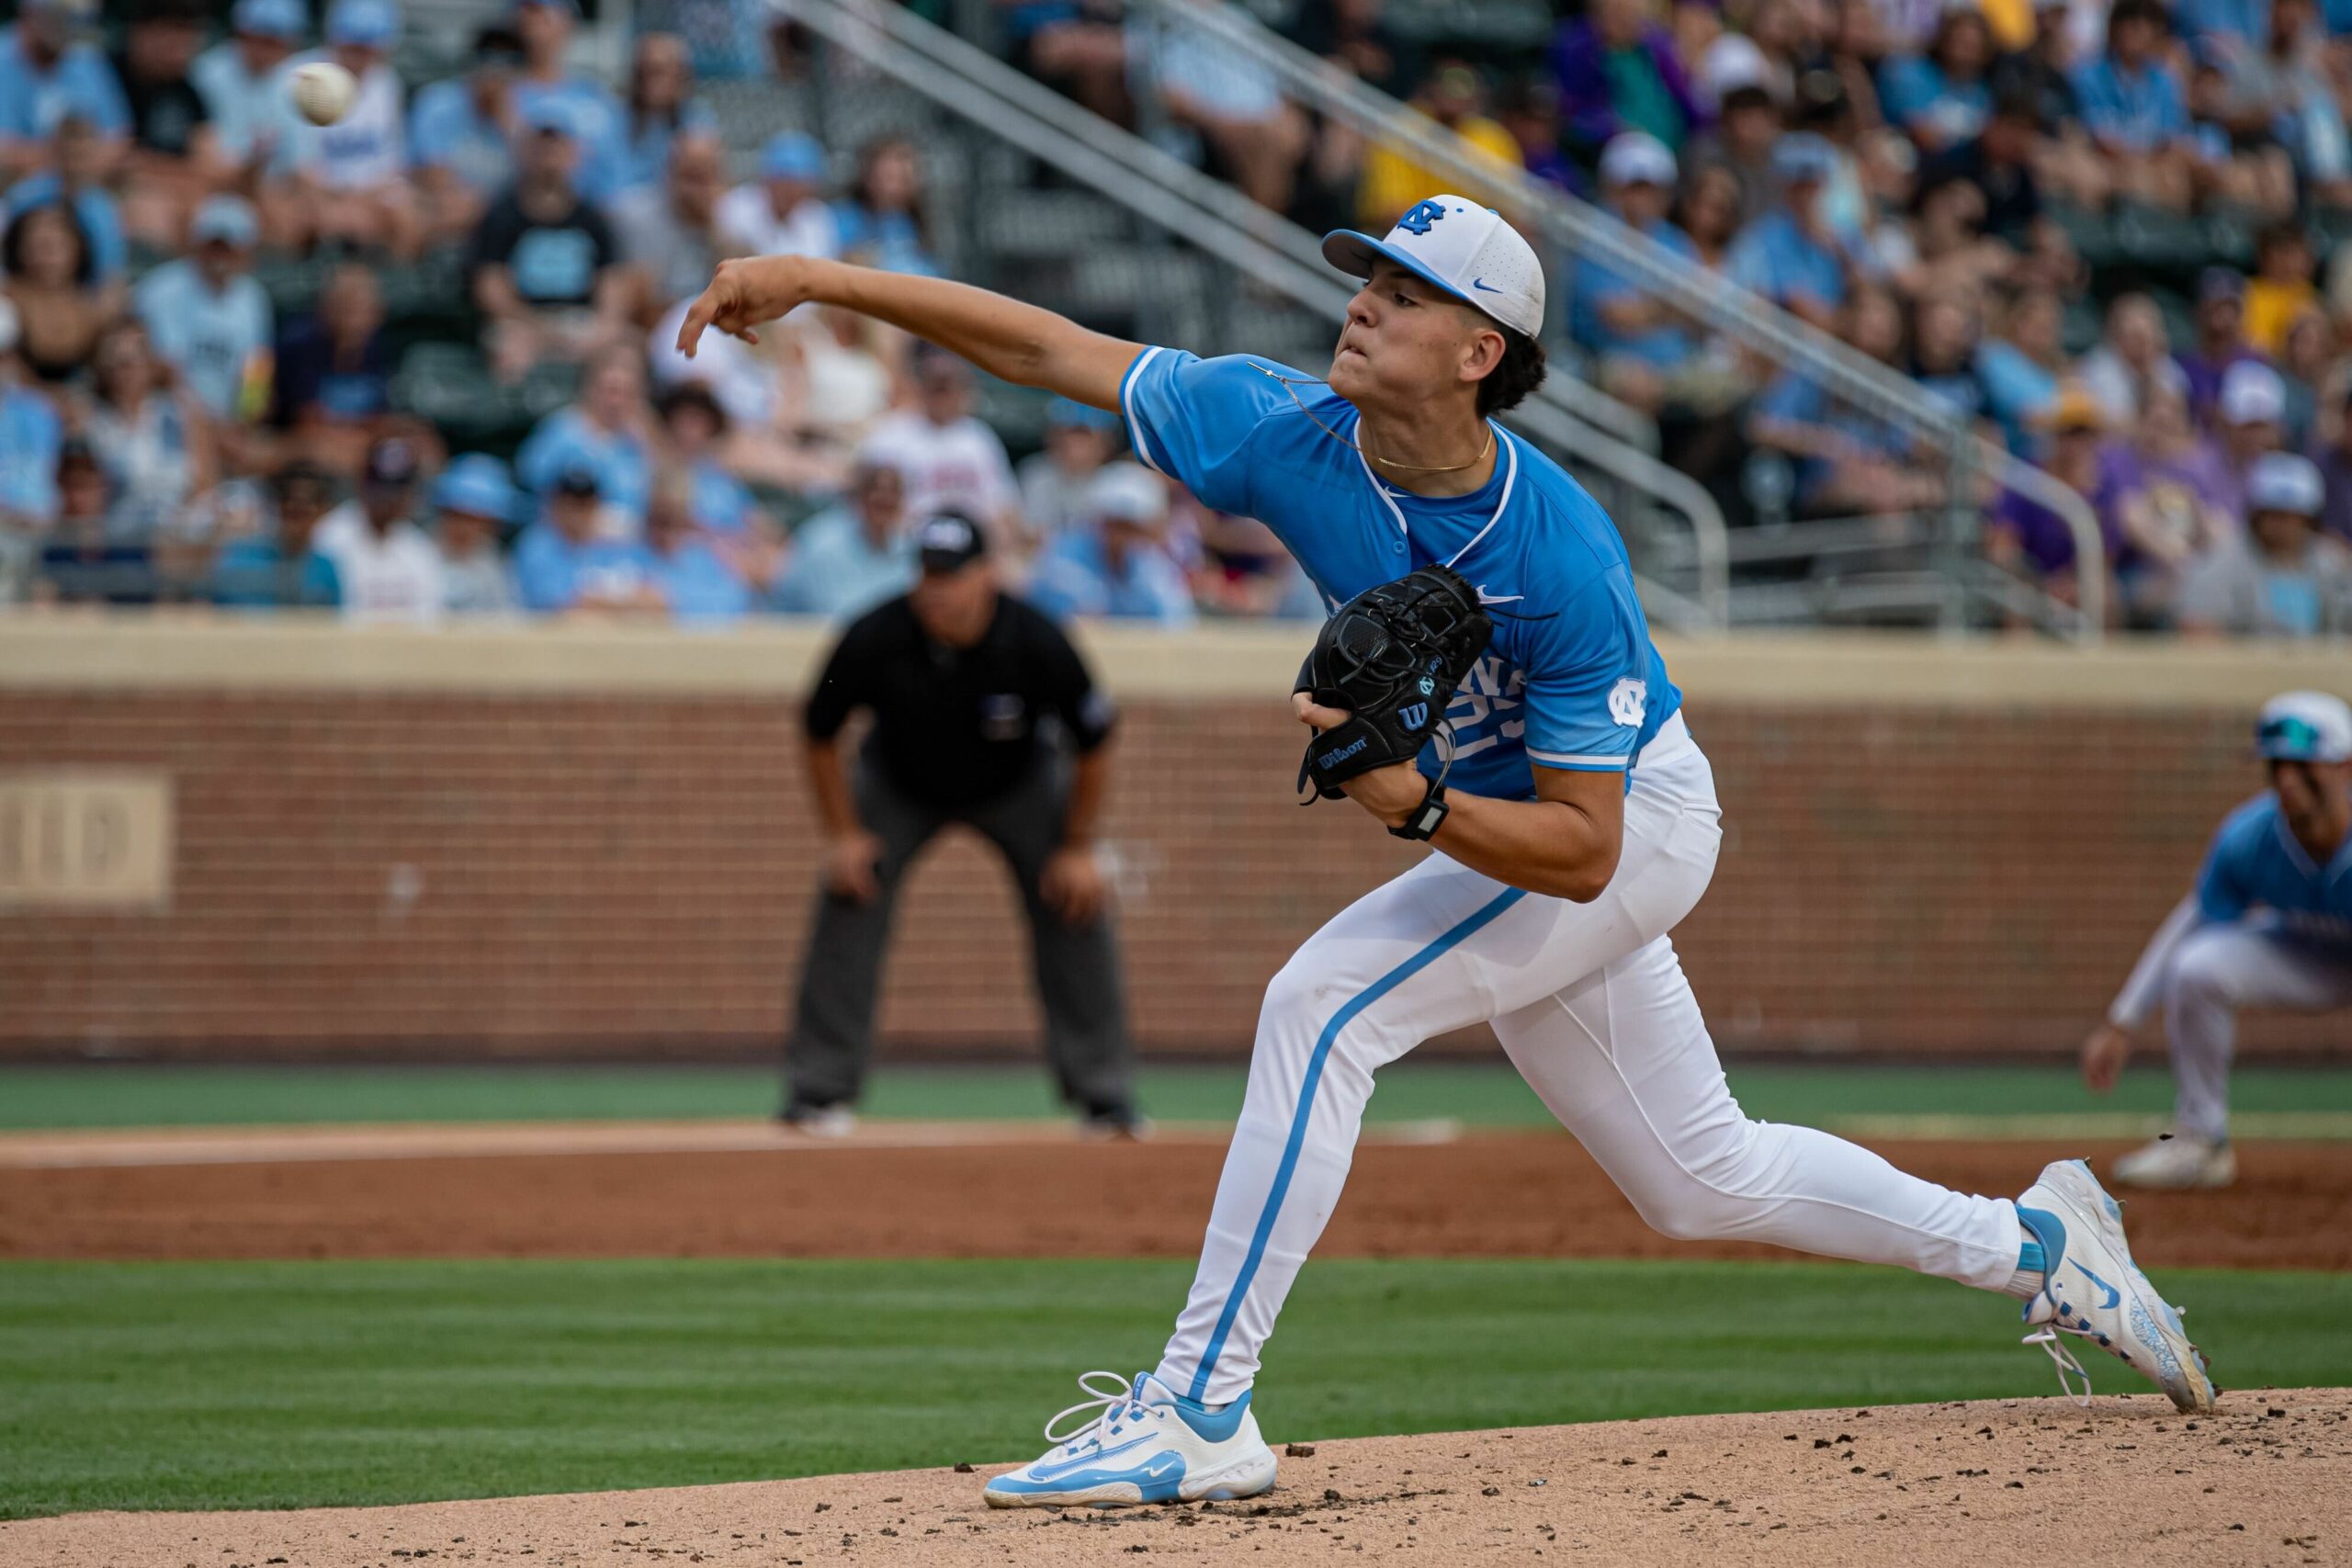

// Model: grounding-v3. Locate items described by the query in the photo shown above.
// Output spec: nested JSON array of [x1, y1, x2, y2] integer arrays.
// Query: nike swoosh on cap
[[1471, 278, 1503, 293]]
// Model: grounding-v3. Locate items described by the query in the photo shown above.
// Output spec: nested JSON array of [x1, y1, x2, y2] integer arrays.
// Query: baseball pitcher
[[678, 195, 2215, 1510]]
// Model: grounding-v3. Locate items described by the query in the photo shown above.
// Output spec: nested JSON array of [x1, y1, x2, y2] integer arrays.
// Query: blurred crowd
[[6, 0, 2352, 635], [0, 0, 1317, 626], [1025, 0, 2352, 633]]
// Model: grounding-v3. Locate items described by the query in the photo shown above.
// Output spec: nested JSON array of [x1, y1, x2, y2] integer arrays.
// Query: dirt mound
[[6, 1391, 2344, 1565], [6, 1130, 2350, 1270]]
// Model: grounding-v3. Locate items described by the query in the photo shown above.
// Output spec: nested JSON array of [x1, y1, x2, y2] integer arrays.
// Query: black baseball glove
[[1295, 564, 1493, 801]]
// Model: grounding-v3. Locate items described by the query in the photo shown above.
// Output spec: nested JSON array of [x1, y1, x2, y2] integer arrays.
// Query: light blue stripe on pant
[[1185, 886, 1527, 1402]]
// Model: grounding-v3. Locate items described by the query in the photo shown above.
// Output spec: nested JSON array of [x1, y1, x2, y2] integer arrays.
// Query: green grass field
[[8, 1060, 2352, 1132], [6, 1257, 2349, 1520], [6, 1061, 2348, 1524]]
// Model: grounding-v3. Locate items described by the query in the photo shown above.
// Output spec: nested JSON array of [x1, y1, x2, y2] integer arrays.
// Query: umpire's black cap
[[916, 513, 988, 574]]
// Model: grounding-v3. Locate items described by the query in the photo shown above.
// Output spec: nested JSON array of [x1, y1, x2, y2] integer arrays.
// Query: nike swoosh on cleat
[[2074, 1262, 2122, 1311], [1029, 1434, 1160, 1481]]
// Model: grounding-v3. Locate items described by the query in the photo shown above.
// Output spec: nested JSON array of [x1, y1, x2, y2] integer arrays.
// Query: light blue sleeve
[[514, 414, 572, 494], [408, 81, 465, 169], [1140, 554, 1199, 627], [512, 525, 572, 612], [1725, 224, 1778, 299], [131, 267, 186, 359], [72, 50, 132, 138], [1517, 566, 1654, 772], [1119, 346, 1305, 517], [2152, 67, 2191, 139], [2193, 808, 2260, 923], [1877, 56, 1942, 129], [2069, 62, 2117, 132]]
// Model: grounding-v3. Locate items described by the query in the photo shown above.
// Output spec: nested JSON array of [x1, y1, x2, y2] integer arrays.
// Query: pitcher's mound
[[8, 1391, 2345, 1565]]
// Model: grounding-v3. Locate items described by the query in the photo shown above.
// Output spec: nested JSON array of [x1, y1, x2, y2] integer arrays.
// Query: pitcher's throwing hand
[[675, 256, 816, 355]]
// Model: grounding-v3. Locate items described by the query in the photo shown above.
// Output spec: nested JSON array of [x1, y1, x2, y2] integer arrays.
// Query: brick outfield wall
[[1, 688, 2340, 1058]]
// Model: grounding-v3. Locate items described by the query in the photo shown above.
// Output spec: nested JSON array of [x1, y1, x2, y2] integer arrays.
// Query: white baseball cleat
[[2015, 1158, 2216, 1413], [983, 1371, 1279, 1508], [2112, 1133, 2236, 1190]]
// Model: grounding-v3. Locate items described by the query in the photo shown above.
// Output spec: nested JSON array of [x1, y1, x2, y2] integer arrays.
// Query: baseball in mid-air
[[289, 61, 358, 127]]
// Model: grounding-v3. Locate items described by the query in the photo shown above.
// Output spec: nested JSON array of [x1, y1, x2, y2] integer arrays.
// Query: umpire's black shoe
[[776, 1100, 858, 1138], [1078, 1103, 1152, 1142]]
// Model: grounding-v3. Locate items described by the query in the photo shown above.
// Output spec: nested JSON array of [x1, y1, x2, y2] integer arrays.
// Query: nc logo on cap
[[1396, 199, 1449, 236]]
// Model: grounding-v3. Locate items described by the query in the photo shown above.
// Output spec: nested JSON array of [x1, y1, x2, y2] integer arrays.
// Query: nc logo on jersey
[[1399, 702, 1430, 731], [1607, 677, 1647, 728], [1396, 198, 1448, 235]]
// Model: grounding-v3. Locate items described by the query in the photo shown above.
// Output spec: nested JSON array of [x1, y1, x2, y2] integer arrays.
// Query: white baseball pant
[[2165, 922, 2352, 1141], [1156, 713, 2029, 1405]]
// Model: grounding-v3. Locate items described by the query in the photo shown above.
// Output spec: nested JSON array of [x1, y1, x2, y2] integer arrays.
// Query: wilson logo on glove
[[1294, 564, 1495, 803]]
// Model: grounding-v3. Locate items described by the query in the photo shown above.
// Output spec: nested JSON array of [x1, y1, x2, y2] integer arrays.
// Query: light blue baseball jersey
[[133, 260, 273, 422], [1119, 346, 1682, 803], [2195, 793, 2352, 947]]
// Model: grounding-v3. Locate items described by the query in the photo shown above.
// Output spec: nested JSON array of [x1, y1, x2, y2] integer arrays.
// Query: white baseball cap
[[1600, 131, 1677, 189], [2246, 450, 2324, 517], [1700, 34, 1774, 107], [1323, 197, 1545, 339], [1084, 461, 1168, 527], [2256, 691, 2352, 762], [2219, 359, 2286, 426]]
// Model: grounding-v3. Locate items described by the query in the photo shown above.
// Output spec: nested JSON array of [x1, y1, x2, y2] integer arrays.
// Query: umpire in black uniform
[[782, 513, 1141, 1133]]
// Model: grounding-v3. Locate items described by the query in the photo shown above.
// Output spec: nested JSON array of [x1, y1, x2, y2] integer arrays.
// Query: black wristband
[[1387, 779, 1449, 840]]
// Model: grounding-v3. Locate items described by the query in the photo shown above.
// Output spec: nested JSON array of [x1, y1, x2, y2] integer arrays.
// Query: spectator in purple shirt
[[2177, 268, 2268, 429], [2107, 380, 2240, 626], [1550, 0, 1705, 160], [2312, 381, 2352, 548], [1985, 384, 2120, 612]]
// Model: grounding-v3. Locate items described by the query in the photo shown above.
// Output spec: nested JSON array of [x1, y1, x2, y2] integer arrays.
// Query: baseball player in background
[[678, 195, 2215, 1510], [2083, 691, 2352, 1189]]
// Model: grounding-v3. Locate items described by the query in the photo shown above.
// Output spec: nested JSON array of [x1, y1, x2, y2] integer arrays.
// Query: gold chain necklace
[[1247, 361, 1495, 476]]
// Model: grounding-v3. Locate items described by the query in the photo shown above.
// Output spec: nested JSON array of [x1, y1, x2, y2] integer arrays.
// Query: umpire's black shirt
[[805, 592, 1116, 811]]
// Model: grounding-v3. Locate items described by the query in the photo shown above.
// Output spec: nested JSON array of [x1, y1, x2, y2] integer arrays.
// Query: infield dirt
[[6, 1390, 2346, 1566], [5, 1126, 2349, 1269]]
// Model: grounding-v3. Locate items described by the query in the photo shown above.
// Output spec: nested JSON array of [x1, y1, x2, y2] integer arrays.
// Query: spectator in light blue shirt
[[515, 349, 656, 533], [832, 135, 941, 277], [1725, 134, 1860, 332], [2071, 0, 2197, 209], [772, 455, 917, 618], [0, 0, 130, 179], [192, 0, 305, 166], [1877, 6, 1996, 153], [509, 0, 630, 206], [0, 299, 62, 536], [433, 454, 519, 615], [1025, 463, 1197, 628], [408, 23, 526, 245], [1572, 132, 1699, 416], [134, 197, 272, 424], [643, 469, 750, 623], [514, 464, 663, 613], [616, 33, 718, 197], [6, 112, 127, 283]]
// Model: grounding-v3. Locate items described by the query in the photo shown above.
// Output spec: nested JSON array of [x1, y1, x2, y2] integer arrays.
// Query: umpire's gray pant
[[2165, 923, 2352, 1140], [785, 754, 1136, 1113]]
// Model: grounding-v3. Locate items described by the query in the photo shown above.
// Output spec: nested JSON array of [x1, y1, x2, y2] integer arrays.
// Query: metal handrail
[[788, 0, 1732, 628], [1127, 0, 2106, 642]]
